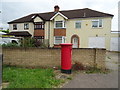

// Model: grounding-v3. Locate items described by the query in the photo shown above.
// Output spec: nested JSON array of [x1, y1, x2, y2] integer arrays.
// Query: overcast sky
[[0, 0, 119, 31]]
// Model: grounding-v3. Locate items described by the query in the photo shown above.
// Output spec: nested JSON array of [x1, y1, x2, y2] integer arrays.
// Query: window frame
[[24, 23, 29, 30], [54, 36, 65, 44], [13, 24, 17, 30], [54, 21, 66, 29], [34, 22, 44, 30], [92, 19, 103, 28], [75, 21, 81, 29]]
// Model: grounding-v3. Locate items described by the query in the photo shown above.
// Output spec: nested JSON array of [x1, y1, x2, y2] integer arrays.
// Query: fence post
[[94, 48, 97, 68]]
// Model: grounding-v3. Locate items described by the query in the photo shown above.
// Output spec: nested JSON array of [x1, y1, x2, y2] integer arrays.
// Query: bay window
[[54, 36, 65, 44]]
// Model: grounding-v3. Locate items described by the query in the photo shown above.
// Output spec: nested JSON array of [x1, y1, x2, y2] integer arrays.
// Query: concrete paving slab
[[105, 52, 119, 70], [62, 71, 118, 88]]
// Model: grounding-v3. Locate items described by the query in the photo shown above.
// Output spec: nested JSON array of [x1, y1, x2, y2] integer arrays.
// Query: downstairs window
[[54, 36, 65, 44]]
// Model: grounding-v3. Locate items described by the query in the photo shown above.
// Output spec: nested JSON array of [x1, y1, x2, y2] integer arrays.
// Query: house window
[[34, 36, 44, 44], [34, 22, 44, 30], [24, 23, 29, 29], [54, 36, 65, 44], [13, 24, 17, 30], [75, 21, 81, 28], [92, 19, 103, 28], [55, 21, 65, 28]]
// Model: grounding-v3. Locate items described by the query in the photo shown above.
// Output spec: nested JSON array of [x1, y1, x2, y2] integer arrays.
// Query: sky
[[0, 0, 119, 31]]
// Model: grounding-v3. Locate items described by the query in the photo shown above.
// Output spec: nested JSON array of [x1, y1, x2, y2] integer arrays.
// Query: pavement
[[62, 71, 118, 88], [105, 52, 119, 71], [62, 52, 119, 88]]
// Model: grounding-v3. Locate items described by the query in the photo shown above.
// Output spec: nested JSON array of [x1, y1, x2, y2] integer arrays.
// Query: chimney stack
[[54, 5, 60, 12]]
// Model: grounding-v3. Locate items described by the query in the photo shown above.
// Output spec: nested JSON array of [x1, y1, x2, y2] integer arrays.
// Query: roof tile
[[8, 8, 114, 24]]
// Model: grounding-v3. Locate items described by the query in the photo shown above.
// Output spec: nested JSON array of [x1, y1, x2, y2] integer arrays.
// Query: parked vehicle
[[0, 37, 20, 45]]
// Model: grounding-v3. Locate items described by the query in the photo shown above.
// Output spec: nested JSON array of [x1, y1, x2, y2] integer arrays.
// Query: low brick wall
[[2, 48, 106, 68]]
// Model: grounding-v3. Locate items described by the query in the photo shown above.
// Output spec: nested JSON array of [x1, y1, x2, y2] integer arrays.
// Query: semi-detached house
[[8, 6, 116, 50]]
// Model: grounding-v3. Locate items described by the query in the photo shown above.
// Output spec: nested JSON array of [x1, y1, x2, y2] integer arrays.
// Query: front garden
[[2, 63, 110, 88], [3, 65, 63, 88]]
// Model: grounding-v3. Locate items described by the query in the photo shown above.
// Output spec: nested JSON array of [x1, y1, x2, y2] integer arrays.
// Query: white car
[[0, 37, 20, 45]]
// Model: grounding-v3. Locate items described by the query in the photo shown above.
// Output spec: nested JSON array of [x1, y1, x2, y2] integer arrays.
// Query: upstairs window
[[13, 24, 17, 30], [55, 21, 65, 28], [75, 21, 81, 29], [24, 23, 29, 29], [92, 19, 103, 28], [54, 36, 65, 44], [34, 22, 44, 30]]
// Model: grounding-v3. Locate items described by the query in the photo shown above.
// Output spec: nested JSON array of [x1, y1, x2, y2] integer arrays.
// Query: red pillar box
[[60, 43, 73, 74]]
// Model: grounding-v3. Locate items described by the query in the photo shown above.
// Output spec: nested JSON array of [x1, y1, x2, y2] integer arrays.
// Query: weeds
[[72, 61, 110, 74], [72, 61, 85, 70]]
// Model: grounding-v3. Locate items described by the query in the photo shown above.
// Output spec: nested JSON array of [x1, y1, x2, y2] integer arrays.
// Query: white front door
[[72, 37, 78, 48]]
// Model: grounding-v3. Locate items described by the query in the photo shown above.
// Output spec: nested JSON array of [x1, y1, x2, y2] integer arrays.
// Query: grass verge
[[3, 65, 62, 88]]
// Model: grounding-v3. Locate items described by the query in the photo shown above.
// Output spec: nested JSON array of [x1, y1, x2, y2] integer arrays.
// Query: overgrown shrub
[[1, 37, 48, 48], [20, 37, 48, 48], [20, 37, 35, 47], [34, 39, 48, 48], [34, 39, 41, 47]]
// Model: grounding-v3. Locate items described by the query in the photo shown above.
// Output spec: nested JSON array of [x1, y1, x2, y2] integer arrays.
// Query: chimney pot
[[54, 5, 60, 12]]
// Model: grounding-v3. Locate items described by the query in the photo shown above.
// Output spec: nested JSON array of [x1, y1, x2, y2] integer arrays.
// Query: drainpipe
[[48, 21, 50, 48]]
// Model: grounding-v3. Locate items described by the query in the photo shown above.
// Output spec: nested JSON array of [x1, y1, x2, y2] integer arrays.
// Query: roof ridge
[[60, 8, 88, 12], [33, 8, 89, 14], [37, 11, 54, 14], [85, 8, 114, 16]]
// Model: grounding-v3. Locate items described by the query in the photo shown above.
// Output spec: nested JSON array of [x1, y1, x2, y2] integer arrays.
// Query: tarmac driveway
[[62, 51, 119, 88]]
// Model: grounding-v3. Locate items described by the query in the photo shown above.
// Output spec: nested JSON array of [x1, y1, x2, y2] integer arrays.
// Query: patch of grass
[[3, 66, 62, 88]]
